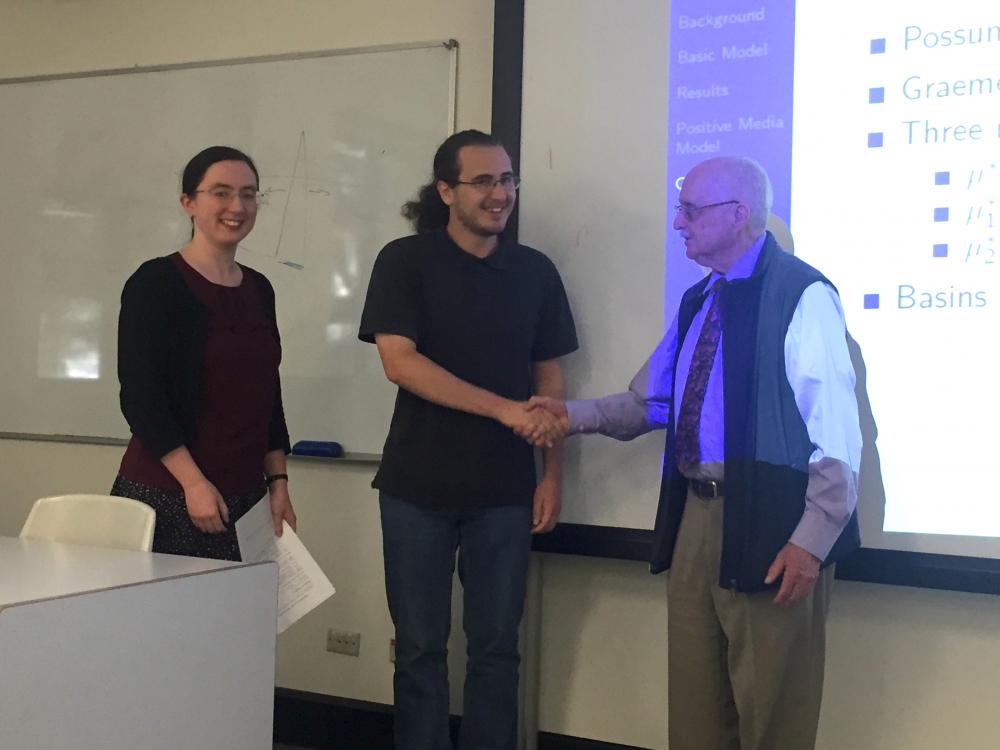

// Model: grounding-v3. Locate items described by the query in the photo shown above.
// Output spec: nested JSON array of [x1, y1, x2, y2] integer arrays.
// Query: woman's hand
[[268, 480, 297, 536], [263, 450, 295, 536], [183, 477, 229, 533]]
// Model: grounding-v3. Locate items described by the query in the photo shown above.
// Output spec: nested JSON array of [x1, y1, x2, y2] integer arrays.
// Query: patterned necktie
[[675, 279, 725, 473]]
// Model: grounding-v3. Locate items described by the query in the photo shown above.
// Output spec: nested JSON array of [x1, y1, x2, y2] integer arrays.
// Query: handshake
[[501, 396, 568, 448]]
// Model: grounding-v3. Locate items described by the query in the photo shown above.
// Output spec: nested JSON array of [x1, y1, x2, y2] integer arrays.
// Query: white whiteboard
[[520, 1, 673, 530], [0, 43, 456, 455]]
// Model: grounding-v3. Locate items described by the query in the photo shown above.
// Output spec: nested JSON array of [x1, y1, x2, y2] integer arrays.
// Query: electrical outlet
[[326, 629, 361, 656]]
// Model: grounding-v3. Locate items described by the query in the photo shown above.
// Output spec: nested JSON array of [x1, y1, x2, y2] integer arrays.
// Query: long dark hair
[[401, 130, 503, 233]]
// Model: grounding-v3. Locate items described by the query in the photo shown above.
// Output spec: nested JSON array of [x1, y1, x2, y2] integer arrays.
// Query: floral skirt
[[110, 475, 265, 561]]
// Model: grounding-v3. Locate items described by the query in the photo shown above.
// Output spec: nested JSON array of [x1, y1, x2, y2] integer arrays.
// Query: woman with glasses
[[112, 145, 296, 560]]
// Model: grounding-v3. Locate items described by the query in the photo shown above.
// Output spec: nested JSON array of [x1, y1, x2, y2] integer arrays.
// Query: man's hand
[[765, 542, 821, 605], [183, 477, 229, 534], [498, 400, 564, 447], [268, 481, 297, 537], [527, 396, 569, 431], [531, 476, 561, 534]]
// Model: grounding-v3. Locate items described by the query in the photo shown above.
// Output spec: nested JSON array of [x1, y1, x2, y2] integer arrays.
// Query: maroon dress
[[114, 253, 281, 560]]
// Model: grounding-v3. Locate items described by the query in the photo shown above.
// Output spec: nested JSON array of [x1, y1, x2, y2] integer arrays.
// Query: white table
[[0, 536, 278, 750]]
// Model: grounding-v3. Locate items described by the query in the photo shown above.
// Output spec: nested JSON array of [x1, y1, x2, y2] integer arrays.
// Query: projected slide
[[667, 2, 1000, 544]]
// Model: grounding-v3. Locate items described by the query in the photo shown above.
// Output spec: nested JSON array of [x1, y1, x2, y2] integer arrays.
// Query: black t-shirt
[[359, 228, 578, 509]]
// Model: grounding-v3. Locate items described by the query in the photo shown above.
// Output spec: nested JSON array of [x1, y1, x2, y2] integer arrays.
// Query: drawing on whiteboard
[[242, 131, 337, 271]]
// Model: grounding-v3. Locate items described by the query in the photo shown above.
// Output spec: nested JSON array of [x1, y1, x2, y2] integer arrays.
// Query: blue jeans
[[379, 492, 532, 750]]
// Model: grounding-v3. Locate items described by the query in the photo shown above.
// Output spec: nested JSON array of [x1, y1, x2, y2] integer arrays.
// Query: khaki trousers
[[666, 489, 832, 750]]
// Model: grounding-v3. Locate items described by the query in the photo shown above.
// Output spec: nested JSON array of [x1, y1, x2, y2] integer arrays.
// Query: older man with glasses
[[531, 156, 861, 750]]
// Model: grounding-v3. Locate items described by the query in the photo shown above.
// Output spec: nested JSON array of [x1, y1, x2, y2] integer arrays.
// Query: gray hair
[[713, 156, 773, 234]]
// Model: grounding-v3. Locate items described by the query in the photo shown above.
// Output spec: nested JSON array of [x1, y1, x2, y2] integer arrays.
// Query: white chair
[[20, 494, 156, 552]]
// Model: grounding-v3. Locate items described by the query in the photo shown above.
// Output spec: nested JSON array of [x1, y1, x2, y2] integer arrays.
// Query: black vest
[[650, 234, 860, 590]]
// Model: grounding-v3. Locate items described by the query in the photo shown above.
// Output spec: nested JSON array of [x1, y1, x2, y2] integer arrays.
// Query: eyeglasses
[[674, 200, 739, 221], [194, 188, 263, 205], [453, 174, 521, 193]]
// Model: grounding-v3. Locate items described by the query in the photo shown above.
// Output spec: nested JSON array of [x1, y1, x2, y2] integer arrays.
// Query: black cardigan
[[117, 255, 291, 460]]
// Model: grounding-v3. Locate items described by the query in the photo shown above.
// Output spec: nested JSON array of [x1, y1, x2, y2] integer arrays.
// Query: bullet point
[[869, 87, 885, 104], [934, 207, 949, 222], [870, 38, 886, 54], [933, 243, 948, 257], [864, 294, 880, 309], [868, 132, 884, 148], [935, 171, 950, 185]]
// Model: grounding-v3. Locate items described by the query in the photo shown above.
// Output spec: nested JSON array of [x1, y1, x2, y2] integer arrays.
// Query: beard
[[454, 201, 509, 237]]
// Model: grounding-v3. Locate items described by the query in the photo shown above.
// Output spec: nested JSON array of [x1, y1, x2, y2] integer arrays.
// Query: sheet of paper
[[235, 495, 335, 634]]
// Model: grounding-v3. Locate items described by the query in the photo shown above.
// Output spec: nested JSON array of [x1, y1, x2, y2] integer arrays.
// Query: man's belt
[[688, 477, 724, 499]]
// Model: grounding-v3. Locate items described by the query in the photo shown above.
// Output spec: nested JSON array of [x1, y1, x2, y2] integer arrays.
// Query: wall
[[3, 3, 1000, 749], [537, 554, 1000, 749]]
